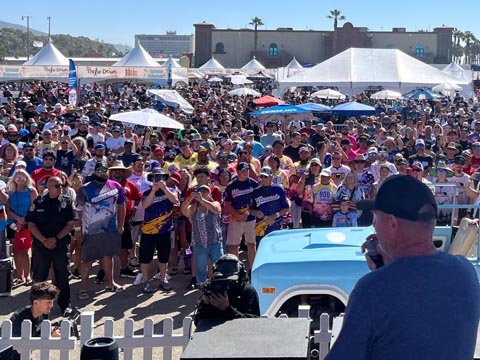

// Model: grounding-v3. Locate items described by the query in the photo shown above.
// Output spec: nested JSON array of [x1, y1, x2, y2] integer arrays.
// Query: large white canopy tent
[[161, 55, 182, 69], [23, 41, 69, 66], [112, 43, 160, 67], [241, 56, 266, 72], [199, 57, 225, 70], [278, 48, 469, 96]]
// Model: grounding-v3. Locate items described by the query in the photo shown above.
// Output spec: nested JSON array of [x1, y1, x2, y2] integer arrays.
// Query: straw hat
[[109, 160, 132, 178], [429, 160, 454, 178]]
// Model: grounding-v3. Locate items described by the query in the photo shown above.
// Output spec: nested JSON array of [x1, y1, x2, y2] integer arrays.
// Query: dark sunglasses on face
[[140, 152, 150, 156], [95, 167, 108, 174], [354, 160, 365, 164], [49, 183, 63, 189], [310, 163, 321, 167], [218, 157, 229, 161], [259, 175, 269, 179]]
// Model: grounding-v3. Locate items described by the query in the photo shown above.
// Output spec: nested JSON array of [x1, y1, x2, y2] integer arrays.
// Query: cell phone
[[330, 142, 336, 147], [366, 237, 384, 268], [475, 173, 480, 181]]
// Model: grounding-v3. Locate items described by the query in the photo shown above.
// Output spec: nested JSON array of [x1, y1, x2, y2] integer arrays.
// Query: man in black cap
[[326, 175, 480, 360], [119, 139, 138, 167], [9, 142, 43, 175]]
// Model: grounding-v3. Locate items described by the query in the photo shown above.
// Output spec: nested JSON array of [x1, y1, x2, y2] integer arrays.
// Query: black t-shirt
[[10, 306, 47, 359], [284, 145, 301, 163], [408, 153, 434, 170]]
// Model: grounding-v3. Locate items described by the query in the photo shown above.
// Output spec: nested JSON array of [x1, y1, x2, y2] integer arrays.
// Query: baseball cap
[[54, 103, 62, 109], [259, 166, 273, 177], [299, 146, 311, 153], [94, 160, 109, 170], [94, 144, 106, 150], [415, 139, 425, 147], [368, 147, 378, 154], [245, 130, 255, 136], [236, 162, 250, 171], [320, 168, 331, 177], [357, 175, 437, 222], [411, 161, 424, 171]]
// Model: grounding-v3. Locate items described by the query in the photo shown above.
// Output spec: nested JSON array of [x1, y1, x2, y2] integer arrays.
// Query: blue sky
[[2, 0, 479, 46]]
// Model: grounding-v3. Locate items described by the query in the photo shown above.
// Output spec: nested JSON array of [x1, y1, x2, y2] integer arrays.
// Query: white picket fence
[[0, 306, 338, 360]]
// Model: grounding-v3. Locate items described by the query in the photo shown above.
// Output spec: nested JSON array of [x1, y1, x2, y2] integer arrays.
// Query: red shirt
[[31, 168, 60, 188], [120, 179, 143, 221]]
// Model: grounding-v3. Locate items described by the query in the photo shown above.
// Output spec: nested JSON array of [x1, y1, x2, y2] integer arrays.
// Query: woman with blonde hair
[[6, 169, 38, 285]]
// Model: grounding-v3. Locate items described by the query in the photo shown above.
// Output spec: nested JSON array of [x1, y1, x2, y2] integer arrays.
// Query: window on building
[[269, 43, 278, 56], [415, 44, 425, 57], [215, 42, 225, 53]]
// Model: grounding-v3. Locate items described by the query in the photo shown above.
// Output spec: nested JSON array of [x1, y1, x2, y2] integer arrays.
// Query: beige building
[[194, 22, 453, 68]]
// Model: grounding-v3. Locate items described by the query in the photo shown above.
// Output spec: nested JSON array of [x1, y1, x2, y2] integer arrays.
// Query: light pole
[[47, 16, 51, 40], [22, 15, 31, 60]]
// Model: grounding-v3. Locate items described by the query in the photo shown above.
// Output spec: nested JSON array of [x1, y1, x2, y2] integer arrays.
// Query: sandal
[[170, 268, 178, 276], [25, 279, 33, 286], [106, 285, 125, 293], [12, 278, 25, 287], [78, 290, 90, 300]]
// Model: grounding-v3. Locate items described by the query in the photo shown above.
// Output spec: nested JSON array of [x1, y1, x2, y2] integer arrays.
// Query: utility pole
[[22, 15, 31, 59], [47, 16, 51, 40]]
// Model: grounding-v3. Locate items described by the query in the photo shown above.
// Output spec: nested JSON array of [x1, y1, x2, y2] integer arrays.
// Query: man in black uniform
[[26, 176, 75, 315], [194, 254, 260, 330]]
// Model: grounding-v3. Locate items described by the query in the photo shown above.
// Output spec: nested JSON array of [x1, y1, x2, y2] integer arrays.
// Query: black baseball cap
[[357, 175, 437, 222]]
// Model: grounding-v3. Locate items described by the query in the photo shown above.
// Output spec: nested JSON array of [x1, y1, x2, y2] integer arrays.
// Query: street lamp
[[22, 16, 31, 60], [47, 16, 52, 40]]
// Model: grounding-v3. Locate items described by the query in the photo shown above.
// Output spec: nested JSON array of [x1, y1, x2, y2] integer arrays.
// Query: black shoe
[[187, 277, 198, 290], [70, 269, 81, 279], [63, 305, 79, 319], [120, 268, 137, 279], [94, 269, 105, 284]]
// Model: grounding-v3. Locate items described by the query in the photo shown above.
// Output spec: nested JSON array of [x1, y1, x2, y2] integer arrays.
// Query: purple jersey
[[224, 178, 258, 222], [141, 187, 177, 234]]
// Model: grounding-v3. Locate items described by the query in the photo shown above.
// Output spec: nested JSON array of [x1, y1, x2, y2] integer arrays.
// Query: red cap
[[153, 147, 164, 155]]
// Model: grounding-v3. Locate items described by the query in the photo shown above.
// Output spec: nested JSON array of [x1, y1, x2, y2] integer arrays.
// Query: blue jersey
[[224, 178, 258, 222], [250, 185, 289, 236], [142, 187, 177, 234], [332, 211, 358, 227]]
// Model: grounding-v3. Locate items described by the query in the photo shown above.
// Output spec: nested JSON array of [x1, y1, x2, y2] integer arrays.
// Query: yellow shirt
[[174, 152, 198, 169]]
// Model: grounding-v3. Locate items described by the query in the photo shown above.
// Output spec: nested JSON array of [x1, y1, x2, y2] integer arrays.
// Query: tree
[[327, 9, 346, 31], [249, 17, 264, 52]]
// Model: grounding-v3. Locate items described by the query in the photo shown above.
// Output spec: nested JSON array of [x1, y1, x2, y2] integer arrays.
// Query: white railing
[[0, 306, 337, 360]]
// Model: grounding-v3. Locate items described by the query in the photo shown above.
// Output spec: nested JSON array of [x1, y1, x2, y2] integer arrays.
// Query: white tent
[[278, 48, 469, 95], [161, 55, 182, 68], [286, 57, 303, 69], [241, 56, 266, 71], [199, 57, 225, 70], [442, 62, 470, 83], [112, 43, 160, 67], [23, 41, 69, 66]]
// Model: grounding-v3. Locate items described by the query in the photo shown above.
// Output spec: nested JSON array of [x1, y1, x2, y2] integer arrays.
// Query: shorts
[[81, 233, 121, 263], [120, 222, 133, 250], [139, 232, 171, 264], [226, 220, 256, 246]]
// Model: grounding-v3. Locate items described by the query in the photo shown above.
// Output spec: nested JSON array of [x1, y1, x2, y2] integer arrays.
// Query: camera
[[204, 277, 230, 294]]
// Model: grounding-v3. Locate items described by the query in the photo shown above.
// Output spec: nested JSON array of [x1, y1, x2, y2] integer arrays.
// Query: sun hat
[[429, 160, 454, 178]]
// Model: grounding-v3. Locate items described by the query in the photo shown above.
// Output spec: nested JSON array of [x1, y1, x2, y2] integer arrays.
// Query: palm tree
[[463, 31, 477, 64], [249, 17, 264, 51], [327, 9, 346, 31]]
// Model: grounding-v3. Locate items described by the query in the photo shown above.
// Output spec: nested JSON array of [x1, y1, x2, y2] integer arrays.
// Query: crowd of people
[[0, 79, 480, 311]]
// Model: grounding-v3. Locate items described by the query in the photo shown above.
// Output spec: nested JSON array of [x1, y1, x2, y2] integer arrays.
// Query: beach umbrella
[[297, 102, 331, 113], [250, 104, 310, 117], [253, 95, 285, 107], [405, 89, 442, 100], [370, 89, 402, 100], [146, 89, 194, 114], [109, 109, 184, 129], [432, 82, 463, 98], [311, 88, 346, 100], [228, 88, 262, 97], [208, 77, 223, 82], [331, 102, 376, 117]]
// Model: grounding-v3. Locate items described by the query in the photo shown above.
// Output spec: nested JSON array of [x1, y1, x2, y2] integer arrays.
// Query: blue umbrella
[[331, 102, 376, 117], [250, 103, 310, 116], [297, 102, 331, 113], [405, 88, 442, 100]]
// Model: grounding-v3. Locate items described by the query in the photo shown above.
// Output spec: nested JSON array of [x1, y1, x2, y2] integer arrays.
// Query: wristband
[[275, 212, 280, 218]]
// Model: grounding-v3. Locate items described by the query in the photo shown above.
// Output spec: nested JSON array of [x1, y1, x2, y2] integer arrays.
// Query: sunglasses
[[474, 146, 480, 151], [95, 167, 108, 174], [379, 151, 387, 155], [354, 160, 366, 164], [310, 163, 321, 167], [332, 157, 341, 161], [49, 184, 63, 189], [259, 175, 269, 179], [140, 152, 150, 156], [23, 148, 34, 152], [61, 141, 68, 145], [218, 157, 230, 161], [72, 180, 82, 185], [437, 169, 448, 173]]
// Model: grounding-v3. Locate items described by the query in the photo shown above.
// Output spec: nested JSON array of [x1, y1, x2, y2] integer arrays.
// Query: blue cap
[[94, 144, 106, 150]]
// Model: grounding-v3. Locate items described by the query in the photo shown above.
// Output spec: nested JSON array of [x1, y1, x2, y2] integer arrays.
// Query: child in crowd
[[332, 196, 358, 227]]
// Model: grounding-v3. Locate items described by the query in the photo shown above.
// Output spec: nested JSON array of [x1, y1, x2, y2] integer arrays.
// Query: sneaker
[[94, 269, 105, 284], [134, 273, 143, 286], [129, 257, 140, 268], [120, 268, 137, 279], [154, 272, 171, 281], [142, 280, 156, 293], [187, 277, 198, 290], [70, 269, 81, 279], [63, 306, 79, 319], [158, 279, 172, 291]]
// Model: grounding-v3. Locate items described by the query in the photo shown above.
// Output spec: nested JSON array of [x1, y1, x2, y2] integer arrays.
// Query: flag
[[32, 40, 43, 48], [68, 59, 78, 105], [167, 63, 172, 88]]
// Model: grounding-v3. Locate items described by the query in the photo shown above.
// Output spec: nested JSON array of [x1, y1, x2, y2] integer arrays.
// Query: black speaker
[[80, 337, 118, 360], [181, 318, 310, 360]]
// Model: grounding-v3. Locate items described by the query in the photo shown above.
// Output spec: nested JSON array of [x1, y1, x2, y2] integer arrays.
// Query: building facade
[[194, 22, 453, 68], [135, 31, 194, 59]]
